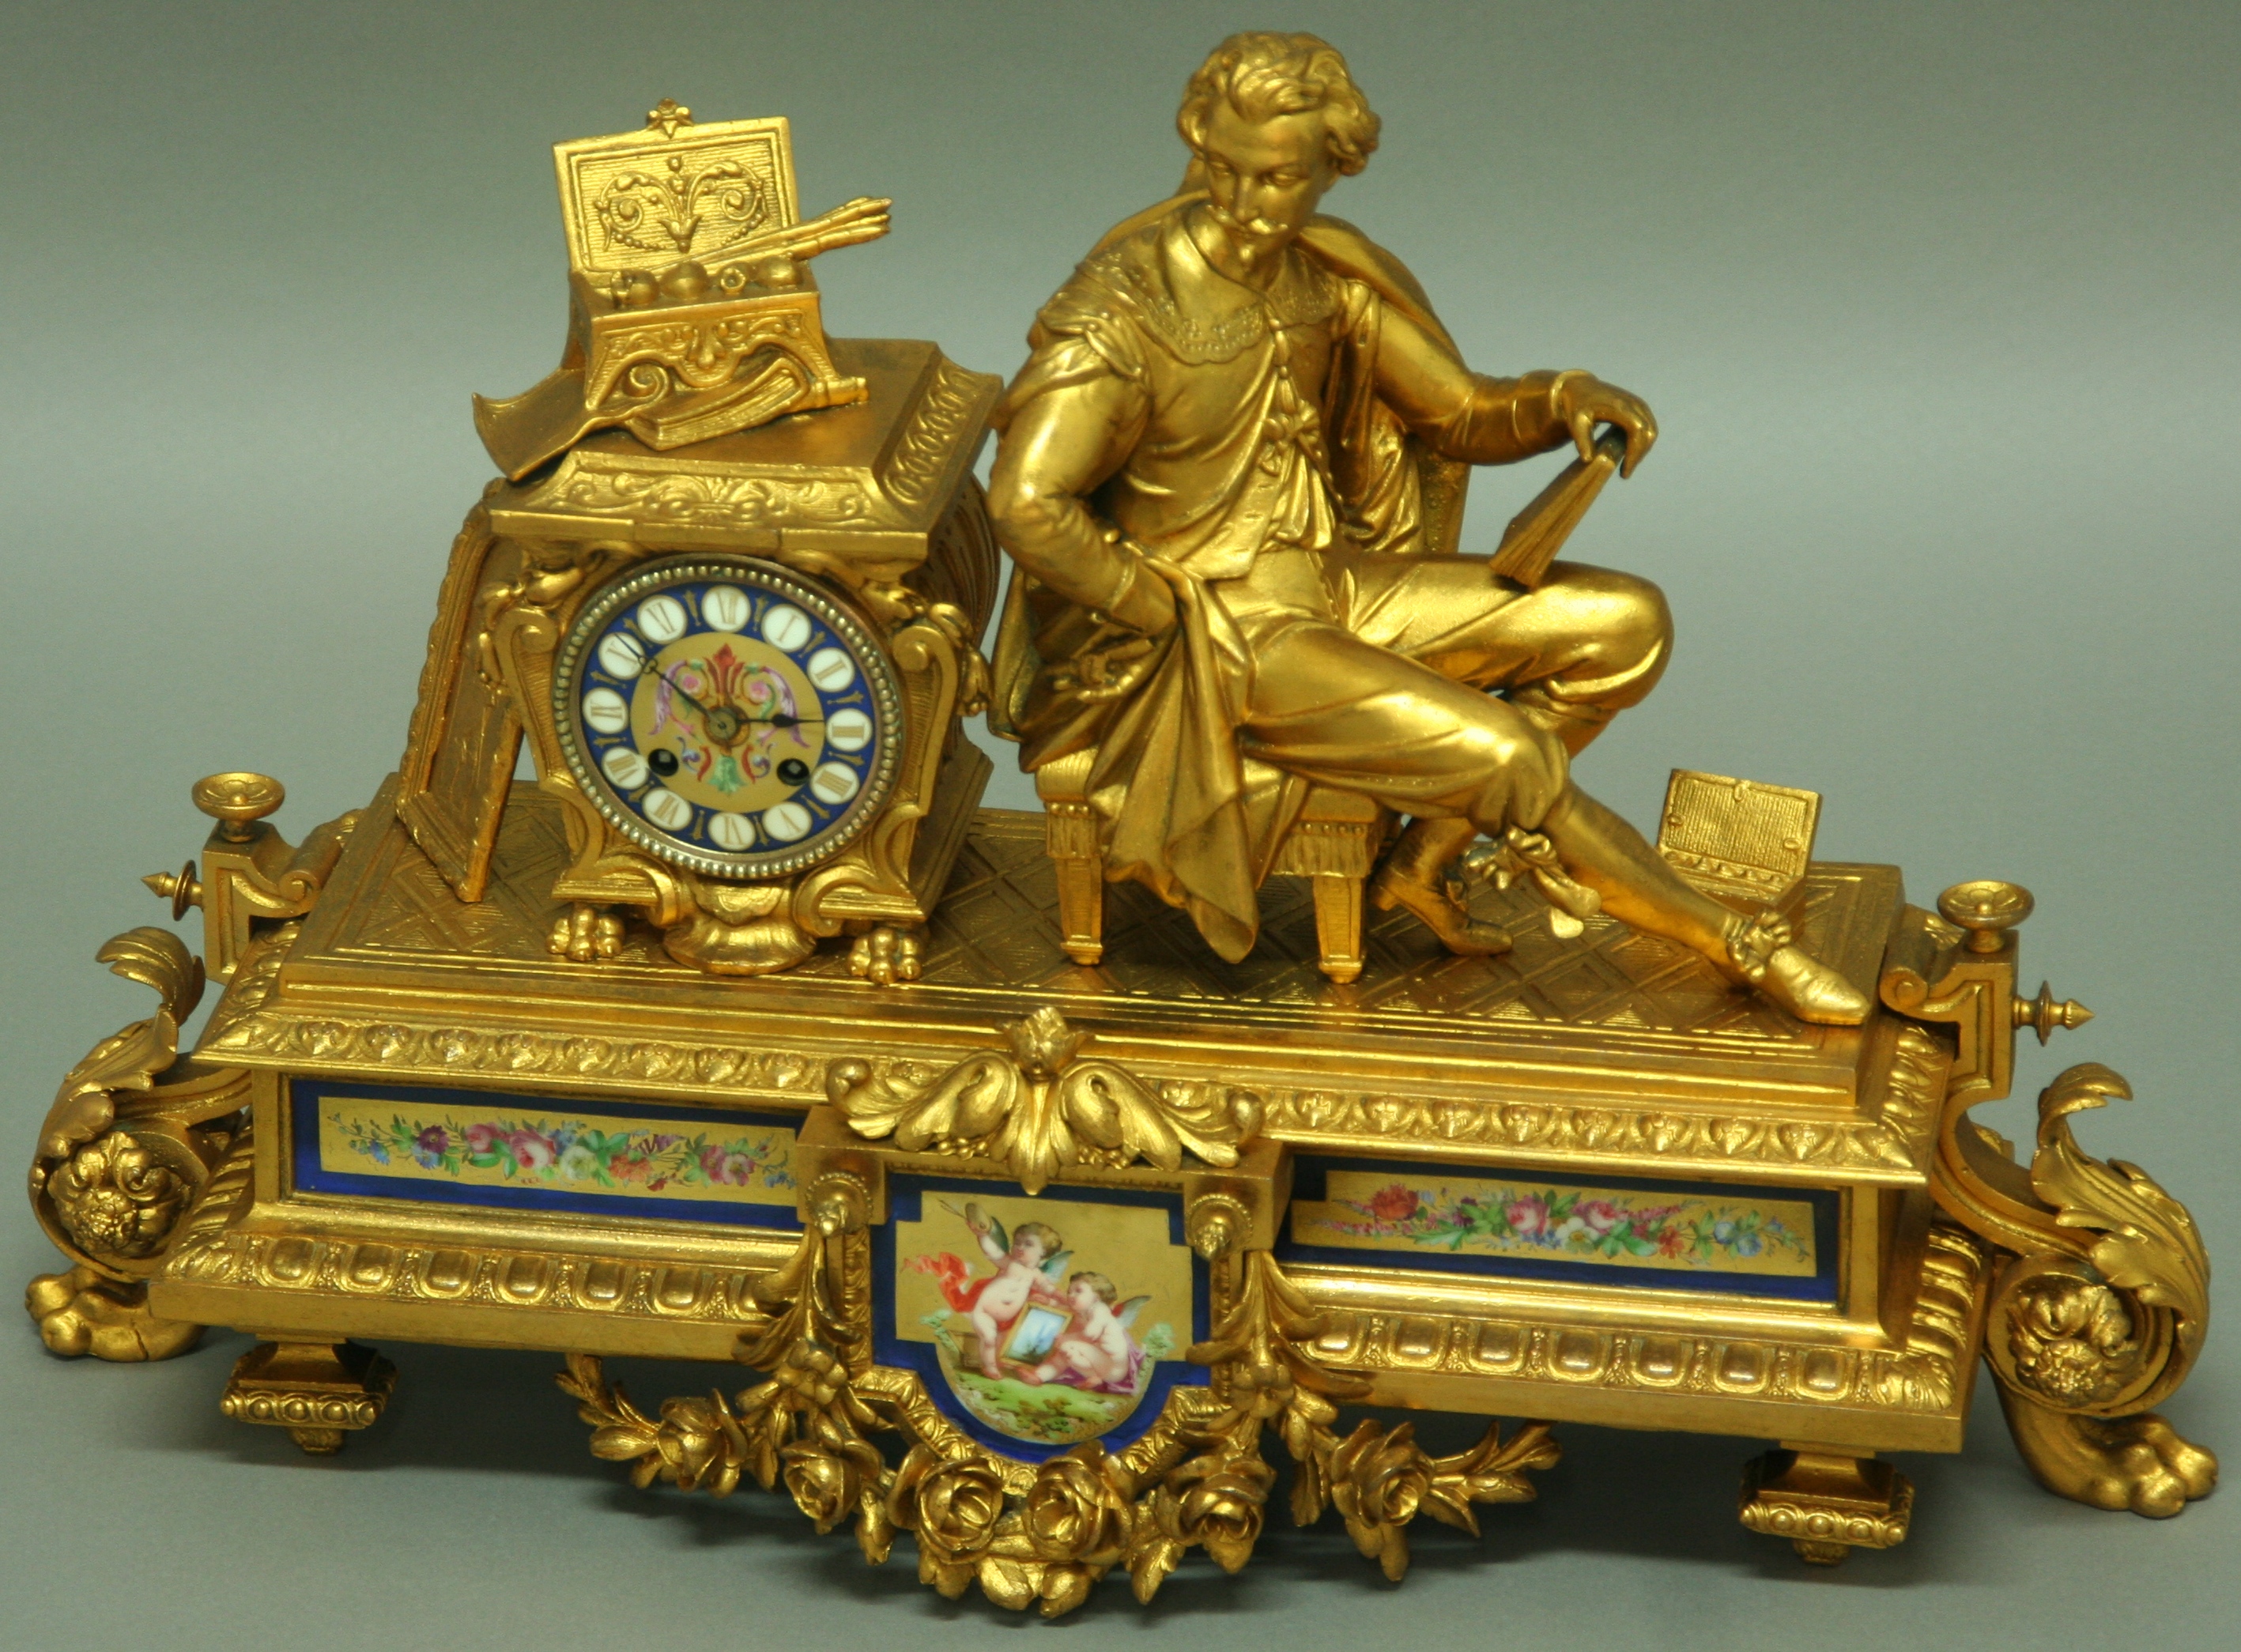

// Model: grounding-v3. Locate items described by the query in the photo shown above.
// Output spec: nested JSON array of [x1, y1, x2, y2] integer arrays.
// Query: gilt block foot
[[1738, 1446, 1913, 1565], [221, 1339, 395, 1454]]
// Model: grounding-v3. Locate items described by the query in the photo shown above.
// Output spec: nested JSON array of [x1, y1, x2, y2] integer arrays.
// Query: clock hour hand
[[642, 659, 745, 745]]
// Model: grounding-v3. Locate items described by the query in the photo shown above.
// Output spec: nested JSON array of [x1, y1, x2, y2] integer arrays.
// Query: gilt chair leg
[[1045, 800, 1107, 967], [1311, 872, 1366, 984], [1053, 855, 1106, 967]]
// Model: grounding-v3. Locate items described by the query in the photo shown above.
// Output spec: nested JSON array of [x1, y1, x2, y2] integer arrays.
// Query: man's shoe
[[1749, 945, 1871, 1026], [1371, 868, 1513, 956], [1722, 911, 1869, 1026]]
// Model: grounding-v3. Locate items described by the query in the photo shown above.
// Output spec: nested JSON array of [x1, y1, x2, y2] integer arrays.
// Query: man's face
[[1198, 100, 1334, 255]]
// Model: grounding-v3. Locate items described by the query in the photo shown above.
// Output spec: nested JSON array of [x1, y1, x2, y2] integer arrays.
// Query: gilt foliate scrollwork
[[594, 158, 768, 261], [1142, 1250, 1558, 1589], [31, 929, 248, 1272], [560, 1009, 1545, 1613], [1985, 1063, 2208, 1418], [560, 1236, 1556, 1616], [2022, 1063, 2208, 1405], [557, 1213, 898, 1559], [828, 1006, 1260, 1194], [26, 927, 248, 1360], [36, 928, 204, 1162], [1974, 1062, 2217, 1514], [44, 1133, 190, 1262]]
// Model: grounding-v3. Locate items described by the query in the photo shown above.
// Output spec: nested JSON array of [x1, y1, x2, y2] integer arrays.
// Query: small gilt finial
[[2014, 980, 2093, 1044], [646, 98, 692, 138], [1937, 879, 2035, 953], [191, 772, 285, 843], [143, 861, 202, 920]]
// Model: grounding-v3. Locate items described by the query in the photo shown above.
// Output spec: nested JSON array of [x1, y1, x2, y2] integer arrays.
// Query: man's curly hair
[[1176, 32, 1381, 176]]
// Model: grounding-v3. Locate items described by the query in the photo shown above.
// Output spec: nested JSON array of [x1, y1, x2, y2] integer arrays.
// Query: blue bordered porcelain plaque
[[873, 1175, 1210, 1462]]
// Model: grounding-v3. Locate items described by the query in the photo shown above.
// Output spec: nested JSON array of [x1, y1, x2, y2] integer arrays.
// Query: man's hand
[[1104, 551, 1179, 637], [1557, 374, 1658, 477]]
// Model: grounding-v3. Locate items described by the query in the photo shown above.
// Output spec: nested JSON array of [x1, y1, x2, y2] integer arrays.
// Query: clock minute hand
[[641, 658, 713, 716]]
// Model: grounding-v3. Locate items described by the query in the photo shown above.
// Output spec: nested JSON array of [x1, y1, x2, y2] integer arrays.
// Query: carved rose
[[579, 1382, 741, 1496], [888, 1447, 1008, 1578], [2009, 1277, 2136, 1405], [47, 1131, 188, 1262], [781, 1439, 868, 1534], [1021, 1443, 1134, 1568], [1154, 1452, 1274, 1573], [655, 1394, 740, 1495], [1330, 1420, 1433, 1581]]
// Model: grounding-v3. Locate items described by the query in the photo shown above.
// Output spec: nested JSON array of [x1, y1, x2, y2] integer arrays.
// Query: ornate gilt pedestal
[[27, 773, 2213, 1610]]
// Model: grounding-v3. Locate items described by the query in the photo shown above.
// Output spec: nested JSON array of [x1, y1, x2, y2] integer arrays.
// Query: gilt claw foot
[[1995, 1386, 2217, 1516], [25, 1264, 204, 1361], [548, 903, 624, 963]]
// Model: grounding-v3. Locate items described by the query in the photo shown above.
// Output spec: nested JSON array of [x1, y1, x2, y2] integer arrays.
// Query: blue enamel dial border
[[553, 556, 904, 879]]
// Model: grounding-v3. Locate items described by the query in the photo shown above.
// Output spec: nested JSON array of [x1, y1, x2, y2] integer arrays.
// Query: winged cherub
[[1021, 1270, 1152, 1394], [910, 1202, 1070, 1379]]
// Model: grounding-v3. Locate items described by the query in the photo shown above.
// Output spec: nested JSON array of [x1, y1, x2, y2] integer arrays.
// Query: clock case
[[22, 100, 2214, 1614], [395, 336, 1002, 975]]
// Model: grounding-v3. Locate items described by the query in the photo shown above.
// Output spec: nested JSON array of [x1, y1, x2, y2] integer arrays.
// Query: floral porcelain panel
[[1280, 1156, 1838, 1302], [291, 1079, 800, 1228]]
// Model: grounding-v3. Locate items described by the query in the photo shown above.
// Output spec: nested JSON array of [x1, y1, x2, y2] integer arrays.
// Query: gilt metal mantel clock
[[21, 55, 2218, 1624], [394, 103, 1001, 980]]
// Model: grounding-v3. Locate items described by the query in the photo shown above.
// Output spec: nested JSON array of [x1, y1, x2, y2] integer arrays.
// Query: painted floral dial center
[[554, 556, 901, 878]]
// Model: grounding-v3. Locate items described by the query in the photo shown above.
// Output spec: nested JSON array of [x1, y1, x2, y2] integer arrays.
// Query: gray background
[[3, 2, 2235, 1646]]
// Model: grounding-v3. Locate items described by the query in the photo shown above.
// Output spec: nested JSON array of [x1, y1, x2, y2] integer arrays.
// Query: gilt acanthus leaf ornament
[[1967, 1062, 2219, 1514], [1986, 1063, 2213, 1420], [2031, 1063, 2210, 1350], [37, 928, 205, 1161], [826, 1006, 1260, 1194]]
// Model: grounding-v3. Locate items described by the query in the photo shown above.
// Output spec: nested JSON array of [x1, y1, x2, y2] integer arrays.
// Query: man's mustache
[[1209, 200, 1286, 239]]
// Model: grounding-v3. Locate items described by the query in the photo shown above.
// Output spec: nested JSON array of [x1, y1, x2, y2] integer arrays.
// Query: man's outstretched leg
[[1534, 786, 1870, 1025], [1358, 559, 1671, 953], [1243, 613, 1868, 1025]]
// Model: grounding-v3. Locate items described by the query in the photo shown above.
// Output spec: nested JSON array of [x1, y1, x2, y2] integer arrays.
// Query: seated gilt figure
[[986, 31, 1867, 1024]]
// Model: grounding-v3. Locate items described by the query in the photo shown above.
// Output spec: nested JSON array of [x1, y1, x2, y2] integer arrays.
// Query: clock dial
[[554, 556, 903, 878]]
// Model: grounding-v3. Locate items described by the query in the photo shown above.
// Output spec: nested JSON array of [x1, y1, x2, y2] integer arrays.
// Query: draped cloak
[[987, 192, 1484, 962]]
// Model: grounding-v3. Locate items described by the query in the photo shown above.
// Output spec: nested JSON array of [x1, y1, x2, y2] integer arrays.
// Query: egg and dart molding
[[25, 38, 2213, 1616]]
